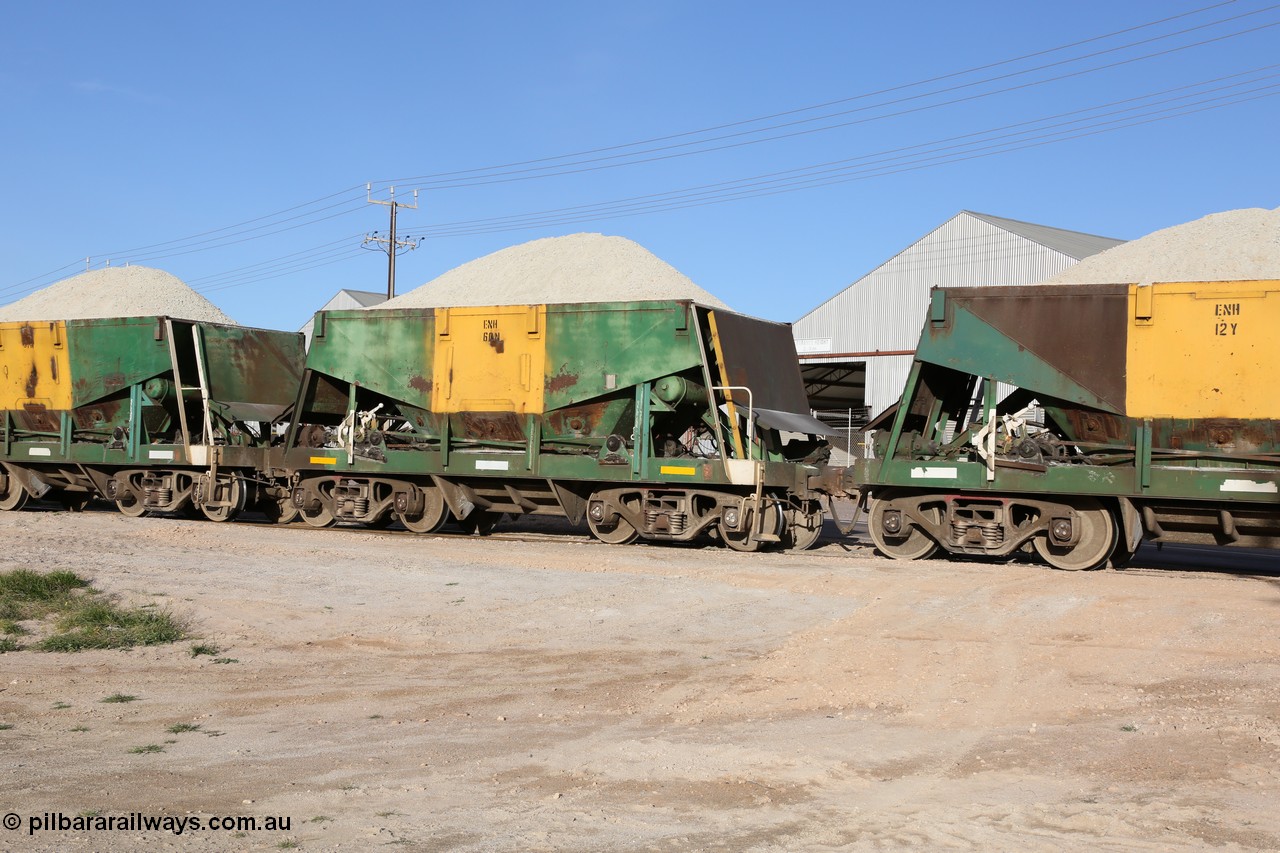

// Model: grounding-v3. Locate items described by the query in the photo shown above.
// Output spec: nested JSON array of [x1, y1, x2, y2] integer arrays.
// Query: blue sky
[[1, 1, 1276, 330]]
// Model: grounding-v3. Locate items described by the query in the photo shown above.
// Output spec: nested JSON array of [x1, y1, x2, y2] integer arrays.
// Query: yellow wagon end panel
[[431, 305, 547, 414], [0, 321, 73, 412], [1126, 280, 1280, 419]]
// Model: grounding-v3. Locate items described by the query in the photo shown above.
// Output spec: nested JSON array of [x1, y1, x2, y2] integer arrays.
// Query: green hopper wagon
[[285, 300, 835, 550], [0, 316, 304, 520], [851, 281, 1280, 569]]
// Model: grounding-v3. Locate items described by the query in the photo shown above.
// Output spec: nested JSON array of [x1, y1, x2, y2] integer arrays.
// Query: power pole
[[363, 184, 422, 299]]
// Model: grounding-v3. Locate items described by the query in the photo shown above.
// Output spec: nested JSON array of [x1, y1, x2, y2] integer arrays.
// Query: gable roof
[[964, 211, 1124, 260], [334, 289, 388, 308]]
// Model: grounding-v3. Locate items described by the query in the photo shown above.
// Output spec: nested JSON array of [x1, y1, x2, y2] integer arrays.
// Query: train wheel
[[397, 487, 449, 534], [586, 506, 639, 545], [115, 494, 149, 518], [260, 497, 300, 525], [301, 503, 337, 528], [869, 493, 939, 560], [460, 510, 501, 536], [0, 476, 30, 512], [782, 500, 824, 551], [1032, 499, 1115, 571], [722, 501, 782, 553], [199, 475, 246, 523]]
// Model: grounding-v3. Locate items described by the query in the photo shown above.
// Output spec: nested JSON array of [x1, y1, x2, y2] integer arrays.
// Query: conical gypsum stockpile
[[0, 266, 236, 324], [375, 233, 730, 309], [1043, 207, 1280, 285]]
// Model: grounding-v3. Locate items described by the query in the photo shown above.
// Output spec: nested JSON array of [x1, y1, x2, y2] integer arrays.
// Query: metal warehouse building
[[792, 210, 1122, 451], [301, 288, 387, 347]]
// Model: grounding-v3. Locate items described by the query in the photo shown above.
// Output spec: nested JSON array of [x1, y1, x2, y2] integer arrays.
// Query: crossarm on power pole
[[363, 184, 423, 299]]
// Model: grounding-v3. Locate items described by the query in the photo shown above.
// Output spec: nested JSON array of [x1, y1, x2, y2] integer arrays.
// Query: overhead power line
[[57, 4, 1279, 267], [376, 0, 1255, 186], [4, 1, 1276, 298], [173, 73, 1280, 294], [382, 13, 1280, 193], [398, 66, 1280, 236]]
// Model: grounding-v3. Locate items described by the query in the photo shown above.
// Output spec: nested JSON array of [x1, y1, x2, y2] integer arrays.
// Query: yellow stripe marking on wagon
[[309, 456, 338, 465], [659, 465, 697, 476]]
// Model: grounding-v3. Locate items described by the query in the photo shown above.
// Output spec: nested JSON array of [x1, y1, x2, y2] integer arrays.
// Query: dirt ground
[[1, 507, 1278, 852]]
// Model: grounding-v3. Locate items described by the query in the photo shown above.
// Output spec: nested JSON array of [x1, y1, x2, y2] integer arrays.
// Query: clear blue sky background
[[1, 1, 1276, 330]]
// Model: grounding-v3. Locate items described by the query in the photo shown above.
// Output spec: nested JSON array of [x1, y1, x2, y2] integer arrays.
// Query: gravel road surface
[[1, 509, 1278, 851]]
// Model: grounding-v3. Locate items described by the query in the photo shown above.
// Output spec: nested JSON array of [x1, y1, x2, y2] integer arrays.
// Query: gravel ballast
[[0, 266, 236, 324], [1044, 207, 1280, 285], [375, 233, 730, 309]]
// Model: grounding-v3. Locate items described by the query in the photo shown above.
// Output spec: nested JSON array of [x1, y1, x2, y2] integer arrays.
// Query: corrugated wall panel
[[795, 212, 1093, 414]]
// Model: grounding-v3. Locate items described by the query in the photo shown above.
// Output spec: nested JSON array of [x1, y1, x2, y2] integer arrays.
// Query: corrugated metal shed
[[793, 210, 1123, 441], [300, 289, 388, 347]]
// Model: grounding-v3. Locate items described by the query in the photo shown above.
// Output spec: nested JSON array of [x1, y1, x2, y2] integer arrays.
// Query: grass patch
[[0, 637, 18, 653], [0, 569, 89, 609], [167, 723, 201, 734], [190, 643, 221, 658], [1120, 724, 1138, 732], [52, 701, 71, 709], [128, 744, 164, 754], [0, 569, 184, 652], [0, 723, 14, 731], [70, 725, 89, 732], [211, 657, 239, 664], [101, 693, 139, 704], [38, 601, 183, 652]]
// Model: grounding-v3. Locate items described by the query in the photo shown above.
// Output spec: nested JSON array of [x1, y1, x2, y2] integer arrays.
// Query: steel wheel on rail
[[260, 496, 300, 525], [199, 474, 247, 523], [115, 493, 149, 518], [586, 496, 640, 545], [868, 492, 940, 560], [397, 486, 449, 534], [1032, 498, 1115, 571], [722, 500, 782, 553], [301, 503, 337, 528], [0, 474, 30, 512], [587, 514, 639, 545], [782, 499, 824, 551], [585, 492, 639, 544]]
